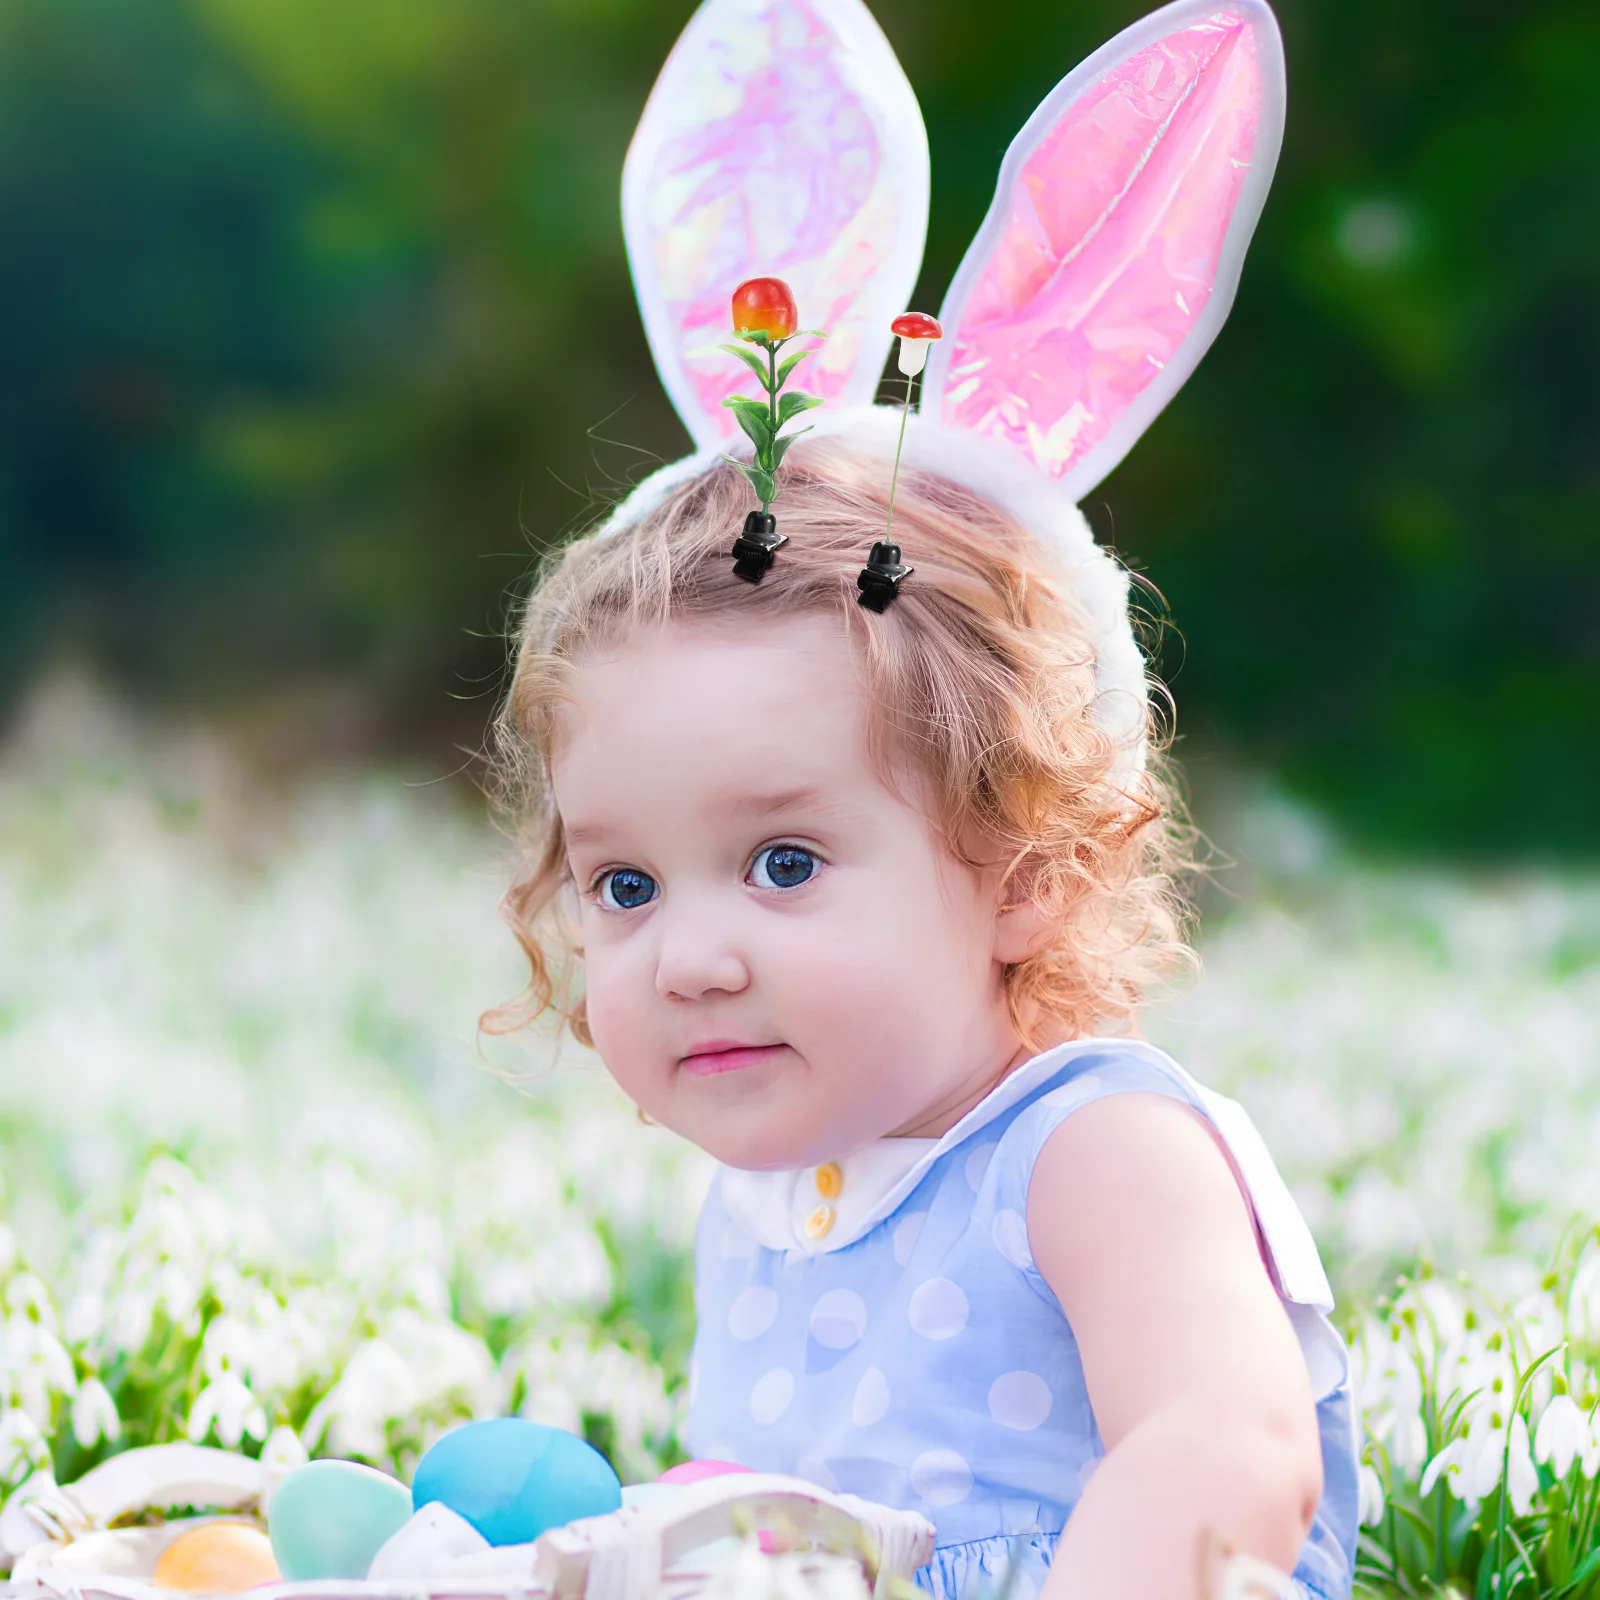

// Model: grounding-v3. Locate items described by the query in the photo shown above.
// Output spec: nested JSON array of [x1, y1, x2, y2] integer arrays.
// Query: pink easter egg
[[656, 1459, 753, 1485]]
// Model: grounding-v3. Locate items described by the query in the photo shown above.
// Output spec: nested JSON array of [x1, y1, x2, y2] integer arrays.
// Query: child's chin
[[694, 1113, 822, 1173]]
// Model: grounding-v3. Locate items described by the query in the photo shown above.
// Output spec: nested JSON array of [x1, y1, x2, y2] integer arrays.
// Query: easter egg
[[152, 1522, 280, 1592], [621, 1481, 684, 1511], [366, 1502, 489, 1581], [657, 1459, 753, 1485], [267, 1458, 412, 1580], [412, 1418, 622, 1547]]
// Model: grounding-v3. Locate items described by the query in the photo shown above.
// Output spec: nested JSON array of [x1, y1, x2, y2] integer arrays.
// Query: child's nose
[[653, 898, 751, 1001]]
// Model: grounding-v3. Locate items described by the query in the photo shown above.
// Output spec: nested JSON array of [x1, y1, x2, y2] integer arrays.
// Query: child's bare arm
[[1027, 1093, 1322, 1600]]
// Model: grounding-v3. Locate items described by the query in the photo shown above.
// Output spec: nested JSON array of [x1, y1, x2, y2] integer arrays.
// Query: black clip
[[731, 511, 787, 583], [856, 541, 912, 612]]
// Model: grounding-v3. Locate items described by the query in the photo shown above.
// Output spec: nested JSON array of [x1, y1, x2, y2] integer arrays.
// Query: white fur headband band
[[600, 0, 1287, 775]]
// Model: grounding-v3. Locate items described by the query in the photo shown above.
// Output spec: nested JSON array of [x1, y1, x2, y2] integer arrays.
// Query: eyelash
[[586, 842, 824, 911]]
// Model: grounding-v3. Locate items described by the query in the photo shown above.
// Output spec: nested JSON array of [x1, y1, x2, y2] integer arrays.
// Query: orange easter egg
[[153, 1522, 280, 1593]]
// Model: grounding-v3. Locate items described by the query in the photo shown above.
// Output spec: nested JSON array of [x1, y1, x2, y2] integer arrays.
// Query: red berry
[[732, 277, 799, 341]]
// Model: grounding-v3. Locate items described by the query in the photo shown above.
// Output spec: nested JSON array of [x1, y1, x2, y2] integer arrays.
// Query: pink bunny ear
[[623, 0, 930, 452], [924, 0, 1286, 501]]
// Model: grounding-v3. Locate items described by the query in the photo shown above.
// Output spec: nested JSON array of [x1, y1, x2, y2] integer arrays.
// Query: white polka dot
[[852, 1366, 890, 1427], [909, 1449, 973, 1506], [1042, 1073, 1103, 1113], [991, 1208, 1031, 1269], [908, 1277, 968, 1340], [794, 1454, 839, 1492], [727, 1286, 778, 1341], [749, 1367, 795, 1425], [809, 1288, 868, 1350], [988, 1370, 1053, 1430], [719, 1223, 759, 1259], [892, 1212, 926, 1266], [965, 1143, 996, 1191]]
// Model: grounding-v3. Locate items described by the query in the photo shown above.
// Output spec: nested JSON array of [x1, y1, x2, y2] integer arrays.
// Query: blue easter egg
[[412, 1418, 622, 1546], [268, 1458, 413, 1580]]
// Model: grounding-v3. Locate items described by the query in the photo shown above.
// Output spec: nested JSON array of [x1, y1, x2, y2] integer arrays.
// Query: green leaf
[[775, 348, 814, 387], [1553, 1544, 1600, 1597], [744, 464, 776, 508], [770, 425, 812, 472], [723, 395, 775, 453], [717, 343, 772, 387], [778, 389, 824, 426]]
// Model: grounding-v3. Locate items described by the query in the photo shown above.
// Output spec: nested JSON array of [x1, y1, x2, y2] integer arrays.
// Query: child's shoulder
[[980, 1041, 1335, 1316]]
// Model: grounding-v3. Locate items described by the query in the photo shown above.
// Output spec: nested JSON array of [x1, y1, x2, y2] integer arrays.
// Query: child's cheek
[[581, 954, 657, 1094]]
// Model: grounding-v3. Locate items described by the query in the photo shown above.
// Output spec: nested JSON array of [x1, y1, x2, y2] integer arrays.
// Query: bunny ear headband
[[604, 0, 1286, 774]]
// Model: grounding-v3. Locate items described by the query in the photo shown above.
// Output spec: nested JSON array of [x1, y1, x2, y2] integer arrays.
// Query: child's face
[[549, 614, 1031, 1169]]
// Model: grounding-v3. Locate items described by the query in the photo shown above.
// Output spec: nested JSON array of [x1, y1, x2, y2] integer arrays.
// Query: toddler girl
[[488, 1, 1357, 1596]]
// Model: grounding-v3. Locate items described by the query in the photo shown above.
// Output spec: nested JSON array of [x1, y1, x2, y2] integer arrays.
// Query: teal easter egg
[[267, 1458, 413, 1580], [412, 1419, 622, 1546], [621, 1482, 684, 1511]]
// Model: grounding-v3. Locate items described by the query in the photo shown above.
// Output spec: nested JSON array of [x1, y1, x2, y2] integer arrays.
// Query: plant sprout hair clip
[[856, 311, 942, 611], [603, 0, 1287, 788], [721, 276, 826, 582]]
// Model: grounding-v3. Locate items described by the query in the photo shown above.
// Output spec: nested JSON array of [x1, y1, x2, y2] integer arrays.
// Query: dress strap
[[983, 1044, 1348, 1399]]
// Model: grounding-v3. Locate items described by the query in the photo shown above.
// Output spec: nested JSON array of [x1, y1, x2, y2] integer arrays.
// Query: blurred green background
[[0, 0, 1595, 854]]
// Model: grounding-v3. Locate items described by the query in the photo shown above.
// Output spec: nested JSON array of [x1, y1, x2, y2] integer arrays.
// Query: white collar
[[719, 1039, 1152, 1256]]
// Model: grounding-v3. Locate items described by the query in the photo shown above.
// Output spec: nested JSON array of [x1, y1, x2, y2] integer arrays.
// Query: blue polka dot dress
[[687, 1041, 1358, 1600]]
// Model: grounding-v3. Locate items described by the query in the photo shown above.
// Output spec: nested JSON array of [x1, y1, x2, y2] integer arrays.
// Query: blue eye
[[596, 868, 658, 910], [749, 845, 819, 891]]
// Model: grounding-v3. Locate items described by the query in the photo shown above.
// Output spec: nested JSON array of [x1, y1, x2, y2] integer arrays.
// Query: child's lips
[[680, 1040, 786, 1077]]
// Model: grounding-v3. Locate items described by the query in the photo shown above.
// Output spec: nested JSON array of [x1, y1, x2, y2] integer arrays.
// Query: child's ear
[[993, 886, 1055, 966]]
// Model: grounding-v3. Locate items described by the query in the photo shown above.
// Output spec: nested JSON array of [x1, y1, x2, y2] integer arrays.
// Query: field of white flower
[[2, 675, 1598, 1596]]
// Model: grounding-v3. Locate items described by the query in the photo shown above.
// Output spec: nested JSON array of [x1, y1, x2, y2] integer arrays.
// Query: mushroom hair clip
[[605, 0, 1287, 775]]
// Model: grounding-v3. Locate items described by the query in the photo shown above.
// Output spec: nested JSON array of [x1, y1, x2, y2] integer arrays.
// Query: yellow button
[[815, 1162, 843, 1199], [805, 1204, 836, 1240]]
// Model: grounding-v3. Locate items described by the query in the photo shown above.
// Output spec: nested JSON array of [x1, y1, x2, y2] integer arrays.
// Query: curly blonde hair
[[485, 433, 1198, 1050]]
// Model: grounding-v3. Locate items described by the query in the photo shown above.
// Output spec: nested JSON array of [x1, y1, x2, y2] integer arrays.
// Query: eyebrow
[[732, 785, 853, 820], [562, 786, 856, 849]]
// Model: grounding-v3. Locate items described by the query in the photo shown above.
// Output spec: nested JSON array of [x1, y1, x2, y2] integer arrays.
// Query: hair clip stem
[[884, 372, 913, 544]]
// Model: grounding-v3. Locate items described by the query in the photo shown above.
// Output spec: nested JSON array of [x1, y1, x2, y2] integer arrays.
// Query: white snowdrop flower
[[1535, 1393, 1587, 1477], [1510, 1291, 1564, 1367], [1419, 1438, 1464, 1501], [1569, 1255, 1600, 1345], [3, 1313, 78, 1422], [108, 1284, 157, 1358], [3, 1274, 58, 1330], [261, 1423, 309, 1473], [0, 1407, 52, 1488], [382, 1308, 499, 1416], [71, 1376, 121, 1450], [154, 1261, 200, 1334], [201, 1315, 255, 1380], [1504, 1416, 1539, 1516], [302, 1338, 418, 1460], [187, 1371, 268, 1449], [1438, 1406, 1537, 1514], [62, 1288, 106, 1352], [1357, 1462, 1385, 1528]]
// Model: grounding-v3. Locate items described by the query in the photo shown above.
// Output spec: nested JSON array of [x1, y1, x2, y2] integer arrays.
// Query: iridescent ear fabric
[[601, 0, 1288, 790], [622, 0, 931, 452], [924, 0, 1286, 503]]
